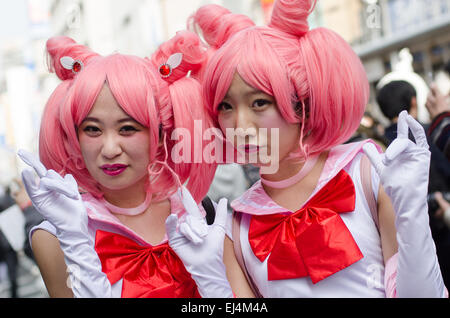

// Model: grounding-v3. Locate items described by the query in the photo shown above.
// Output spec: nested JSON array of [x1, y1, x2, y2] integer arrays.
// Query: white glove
[[363, 111, 446, 298], [165, 187, 233, 298], [18, 149, 112, 298]]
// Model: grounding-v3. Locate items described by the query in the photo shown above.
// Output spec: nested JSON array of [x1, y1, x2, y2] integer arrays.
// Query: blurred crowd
[[1, 56, 449, 297], [348, 60, 450, 289], [0, 177, 46, 297]]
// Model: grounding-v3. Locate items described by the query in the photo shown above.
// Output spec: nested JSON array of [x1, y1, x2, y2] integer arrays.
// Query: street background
[[0, 0, 449, 298]]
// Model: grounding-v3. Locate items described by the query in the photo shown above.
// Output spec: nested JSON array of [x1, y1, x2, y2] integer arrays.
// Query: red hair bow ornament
[[60, 56, 83, 74], [159, 53, 182, 78]]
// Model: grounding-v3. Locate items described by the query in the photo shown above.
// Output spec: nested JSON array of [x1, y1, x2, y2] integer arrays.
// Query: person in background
[[10, 179, 44, 262], [434, 192, 450, 229], [377, 73, 450, 290], [424, 61, 450, 288], [376, 79, 450, 191], [0, 184, 19, 298], [426, 61, 450, 160], [376, 80, 449, 194], [376, 80, 417, 144], [207, 164, 249, 214], [346, 112, 388, 150]]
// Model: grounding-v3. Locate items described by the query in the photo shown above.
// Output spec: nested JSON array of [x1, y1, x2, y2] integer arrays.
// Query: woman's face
[[217, 73, 300, 171], [77, 84, 150, 193]]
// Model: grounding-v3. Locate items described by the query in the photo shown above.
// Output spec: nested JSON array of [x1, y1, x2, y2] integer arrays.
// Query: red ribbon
[[94, 230, 200, 298], [248, 170, 363, 283]]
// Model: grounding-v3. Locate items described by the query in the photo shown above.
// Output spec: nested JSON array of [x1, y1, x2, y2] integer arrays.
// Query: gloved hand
[[165, 186, 233, 298], [363, 111, 446, 297], [18, 149, 112, 298]]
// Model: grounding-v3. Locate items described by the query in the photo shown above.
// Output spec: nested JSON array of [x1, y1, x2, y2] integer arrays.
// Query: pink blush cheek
[[78, 136, 102, 157], [217, 118, 234, 140], [256, 109, 288, 130], [124, 134, 150, 156]]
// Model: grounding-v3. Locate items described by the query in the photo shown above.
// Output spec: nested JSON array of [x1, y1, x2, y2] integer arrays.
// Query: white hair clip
[[60, 56, 83, 74], [159, 53, 183, 78]]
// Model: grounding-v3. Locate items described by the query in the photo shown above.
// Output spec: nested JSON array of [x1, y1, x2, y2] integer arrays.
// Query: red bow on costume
[[94, 230, 200, 298], [248, 170, 363, 283]]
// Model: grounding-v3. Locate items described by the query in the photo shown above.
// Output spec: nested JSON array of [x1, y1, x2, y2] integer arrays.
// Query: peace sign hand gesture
[[18, 149, 88, 235], [18, 149, 112, 298], [165, 186, 233, 298]]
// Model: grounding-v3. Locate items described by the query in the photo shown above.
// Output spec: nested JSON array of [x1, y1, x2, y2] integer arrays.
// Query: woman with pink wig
[[17, 32, 227, 298], [166, 0, 448, 297]]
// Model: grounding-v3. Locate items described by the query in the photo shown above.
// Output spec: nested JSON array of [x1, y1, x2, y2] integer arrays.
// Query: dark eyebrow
[[117, 118, 139, 124], [81, 117, 138, 124], [81, 117, 100, 123], [245, 89, 267, 98], [224, 88, 268, 100]]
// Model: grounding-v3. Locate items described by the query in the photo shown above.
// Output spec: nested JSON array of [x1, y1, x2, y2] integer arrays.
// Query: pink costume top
[[30, 192, 205, 298], [228, 141, 389, 297]]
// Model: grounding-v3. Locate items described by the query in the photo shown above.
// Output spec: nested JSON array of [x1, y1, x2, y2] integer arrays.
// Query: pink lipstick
[[237, 144, 260, 154], [101, 164, 128, 176]]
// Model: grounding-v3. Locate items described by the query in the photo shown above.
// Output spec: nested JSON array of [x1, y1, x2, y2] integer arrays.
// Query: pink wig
[[191, 0, 370, 160], [39, 33, 216, 202]]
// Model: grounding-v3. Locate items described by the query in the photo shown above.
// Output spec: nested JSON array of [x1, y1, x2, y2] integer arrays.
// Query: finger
[[17, 149, 47, 178], [21, 168, 39, 198], [396, 110, 409, 139], [178, 186, 203, 219], [165, 214, 181, 241], [185, 214, 208, 238], [44, 170, 79, 199], [384, 138, 409, 162], [406, 114, 429, 149], [426, 93, 436, 106], [64, 174, 81, 197], [362, 143, 384, 176], [40, 176, 79, 199], [179, 222, 203, 245], [213, 198, 228, 229], [46, 169, 64, 181], [430, 84, 443, 97], [64, 173, 77, 187]]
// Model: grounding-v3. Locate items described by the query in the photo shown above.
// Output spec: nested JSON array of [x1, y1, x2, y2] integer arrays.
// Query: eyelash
[[252, 99, 271, 108], [82, 125, 139, 136], [83, 126, 100, 134], [217, 99, 272, 112], [217, 102, 232, 112], [119, 126, 139, 135], [120, 125, 138, 131]]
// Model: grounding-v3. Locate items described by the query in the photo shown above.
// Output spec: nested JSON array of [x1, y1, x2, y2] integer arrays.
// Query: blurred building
[[48, 0, 165, 56], [312, 0, 449, 84], [359, 0, 449, 123], [2, 0, 449, 170], [0, 0, 53, 184], [312, 0, 450, 123], [46, 0, 268, 57]]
